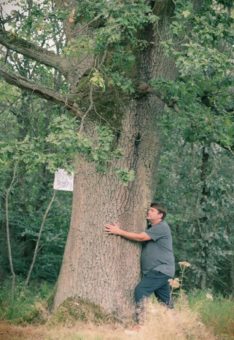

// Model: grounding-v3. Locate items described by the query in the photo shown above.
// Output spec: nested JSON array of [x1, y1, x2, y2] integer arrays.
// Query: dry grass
[[134, 301, 216, 340], [0, 300, 216, 340]]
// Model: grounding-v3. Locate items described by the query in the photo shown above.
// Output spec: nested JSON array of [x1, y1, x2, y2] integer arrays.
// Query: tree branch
[[5, 162, 18, 297], [136, 81, 179, 111], [25, 190, 56, 286], [0, 68, 82, 117], [0, 29, 68, 74], [152, 0, 174, 15]]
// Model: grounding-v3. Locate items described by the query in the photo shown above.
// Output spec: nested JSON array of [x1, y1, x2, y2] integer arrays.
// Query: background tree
[[0, 1, 72, 286], [152, 0, 233, 293]]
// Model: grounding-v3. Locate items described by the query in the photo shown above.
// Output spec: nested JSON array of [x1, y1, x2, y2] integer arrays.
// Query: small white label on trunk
[[53, 169, 74, 191]]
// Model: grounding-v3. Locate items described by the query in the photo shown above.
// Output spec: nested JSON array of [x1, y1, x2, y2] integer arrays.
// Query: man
[[105, 202, 175, 312]]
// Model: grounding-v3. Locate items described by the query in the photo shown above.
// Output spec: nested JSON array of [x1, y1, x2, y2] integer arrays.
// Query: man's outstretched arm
[[105, 223, 151, 242]]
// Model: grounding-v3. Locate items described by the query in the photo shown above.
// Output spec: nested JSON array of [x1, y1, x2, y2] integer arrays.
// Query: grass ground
[[0, 281, 233, 339], [0, 301, 217, 340], [189, 291, 234, 340]]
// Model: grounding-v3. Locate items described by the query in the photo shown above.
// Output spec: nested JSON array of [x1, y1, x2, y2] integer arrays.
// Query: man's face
[[147, 207, 162, 221]]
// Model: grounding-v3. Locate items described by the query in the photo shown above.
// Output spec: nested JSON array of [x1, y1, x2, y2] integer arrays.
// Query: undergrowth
[[0, 278, 53, 324], [0, 279, 233, 339], [189, 290, 234, 339], [48, 297, 116, 326]]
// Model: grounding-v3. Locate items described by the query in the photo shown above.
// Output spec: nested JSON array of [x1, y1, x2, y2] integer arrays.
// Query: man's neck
[[150, 218, 162, 225]]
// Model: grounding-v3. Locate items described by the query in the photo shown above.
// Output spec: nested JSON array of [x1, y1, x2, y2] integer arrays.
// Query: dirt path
[[0, 322, 44, 340]]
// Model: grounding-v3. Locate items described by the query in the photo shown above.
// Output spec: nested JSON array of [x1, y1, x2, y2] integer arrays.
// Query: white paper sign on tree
[[53, 169, 74, 192]]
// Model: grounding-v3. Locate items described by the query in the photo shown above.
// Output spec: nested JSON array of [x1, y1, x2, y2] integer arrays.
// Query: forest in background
[[0, 0, 233, 338], [0, 82, 233, 294]]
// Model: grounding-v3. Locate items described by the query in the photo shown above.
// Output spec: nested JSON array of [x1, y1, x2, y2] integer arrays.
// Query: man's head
[[147, 202, 167, 224]]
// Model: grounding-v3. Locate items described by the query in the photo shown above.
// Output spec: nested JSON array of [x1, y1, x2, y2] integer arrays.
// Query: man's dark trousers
[[134, 270, 171, 306]]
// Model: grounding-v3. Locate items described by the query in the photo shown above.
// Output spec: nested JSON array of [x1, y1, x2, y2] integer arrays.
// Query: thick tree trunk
[[54, 103, 160, 318], [54, 5, 175, 319]]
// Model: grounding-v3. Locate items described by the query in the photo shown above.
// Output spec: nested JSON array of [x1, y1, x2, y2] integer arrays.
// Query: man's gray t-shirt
[[141, 221, 175, 277]]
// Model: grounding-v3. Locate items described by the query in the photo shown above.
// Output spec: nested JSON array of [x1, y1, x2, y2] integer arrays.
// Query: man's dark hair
[[150, 202, 167, 220]]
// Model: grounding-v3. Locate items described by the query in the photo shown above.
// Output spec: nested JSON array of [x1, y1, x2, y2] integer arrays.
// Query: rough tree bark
[[0, 1, 176, 319]]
